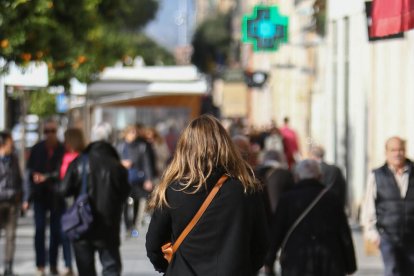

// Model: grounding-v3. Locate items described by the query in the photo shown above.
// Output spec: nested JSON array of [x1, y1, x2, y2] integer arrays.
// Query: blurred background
[[1, 0, 414, 223]]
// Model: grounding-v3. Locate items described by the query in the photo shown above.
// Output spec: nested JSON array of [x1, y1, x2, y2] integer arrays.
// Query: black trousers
[[73, 240, 122, 276]]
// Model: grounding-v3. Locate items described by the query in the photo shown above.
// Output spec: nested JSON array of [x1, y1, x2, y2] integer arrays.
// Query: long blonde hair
[[148, 114, 259, 210]]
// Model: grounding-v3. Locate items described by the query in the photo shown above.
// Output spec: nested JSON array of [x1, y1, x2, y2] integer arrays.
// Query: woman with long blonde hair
[[146, 114, 269, 276]]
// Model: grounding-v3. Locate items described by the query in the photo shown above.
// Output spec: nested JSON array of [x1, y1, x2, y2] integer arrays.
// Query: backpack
[[61, 154, 94, 241]]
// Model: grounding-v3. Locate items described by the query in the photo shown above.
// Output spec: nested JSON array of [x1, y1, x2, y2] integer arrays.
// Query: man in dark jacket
[[61, 141, 130, 276], [361, 137, 414, 276], [0, 131, 22, 276], [265, 159, 357, 276], [23, 119, 65, 276]]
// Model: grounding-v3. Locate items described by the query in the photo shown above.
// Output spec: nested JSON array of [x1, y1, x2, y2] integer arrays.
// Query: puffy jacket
[[375, 160, 414, 243], [60, 141, 130, 247]]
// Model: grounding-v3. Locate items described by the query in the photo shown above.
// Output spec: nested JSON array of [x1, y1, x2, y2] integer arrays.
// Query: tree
[[29, 90, 56, 118], [191, 13, 232, 76], [313, 0, 327, 37], [0, 0, 173, 89]]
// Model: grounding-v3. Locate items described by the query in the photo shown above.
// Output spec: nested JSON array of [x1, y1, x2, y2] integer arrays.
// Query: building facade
[[311, 0, 414, 215]]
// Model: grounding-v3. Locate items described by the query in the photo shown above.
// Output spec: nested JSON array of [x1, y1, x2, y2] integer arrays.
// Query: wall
[[313, 0, 414, 215]]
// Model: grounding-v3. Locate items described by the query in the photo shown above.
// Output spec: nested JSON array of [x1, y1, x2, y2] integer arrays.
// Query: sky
[[145, 0, 197, 51]]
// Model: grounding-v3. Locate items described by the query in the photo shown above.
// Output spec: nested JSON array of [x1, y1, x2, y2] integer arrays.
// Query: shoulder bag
[[161, 174, 229, 263], [61, 154, 94, 241]]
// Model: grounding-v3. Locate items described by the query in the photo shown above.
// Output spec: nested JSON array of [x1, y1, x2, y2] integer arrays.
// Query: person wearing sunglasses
[[23, 119, 65, 276]]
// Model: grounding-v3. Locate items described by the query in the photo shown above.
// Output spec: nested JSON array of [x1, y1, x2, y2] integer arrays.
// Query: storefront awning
[[86, 65, 208, 105]]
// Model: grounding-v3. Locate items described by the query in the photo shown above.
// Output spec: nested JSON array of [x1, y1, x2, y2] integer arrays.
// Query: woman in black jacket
[[146, 114, 269, 276], [61, 141, 130, 275], [264, 159, 357, 276]]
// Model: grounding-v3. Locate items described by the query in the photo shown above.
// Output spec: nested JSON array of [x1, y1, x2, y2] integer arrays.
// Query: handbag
[[128, 167, 146, 185], [364, 238, 380, 256], [61, 154, 94, 241], [279, 184, 331, 263], [161, 174, 229, 263]]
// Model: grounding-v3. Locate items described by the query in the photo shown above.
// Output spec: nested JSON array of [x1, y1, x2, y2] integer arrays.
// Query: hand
[[374, 237, 380, 247], [143, 180, 153, 192], [22, 201, 29, 211], [121, 160, 132, 169], [33, 172, 46, 184]]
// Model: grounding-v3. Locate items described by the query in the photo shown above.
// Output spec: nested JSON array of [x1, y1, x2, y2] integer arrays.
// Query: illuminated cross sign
[[242, 6, 289, 52]]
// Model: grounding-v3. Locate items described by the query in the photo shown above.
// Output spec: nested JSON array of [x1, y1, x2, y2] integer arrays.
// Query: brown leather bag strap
[[171, 174, 229, 254]]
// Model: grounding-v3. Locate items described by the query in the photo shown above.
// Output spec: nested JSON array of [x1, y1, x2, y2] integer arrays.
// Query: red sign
[[371, 0, 414, 37]]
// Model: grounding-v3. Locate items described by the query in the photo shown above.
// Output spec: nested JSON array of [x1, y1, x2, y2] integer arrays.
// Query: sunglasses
[[44, 129, 57, 134]]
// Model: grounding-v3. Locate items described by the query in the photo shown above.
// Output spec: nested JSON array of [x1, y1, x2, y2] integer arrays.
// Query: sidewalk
[[0, 213, 383, 275], [352, 226, 383, 276]]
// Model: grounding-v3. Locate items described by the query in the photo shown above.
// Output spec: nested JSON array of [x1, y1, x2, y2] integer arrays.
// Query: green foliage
[[98, 0, 158, 31], [0, 0, 171, 89], [191, 13, 232, 75], [29, 90, 56, 118], [313, 0, 326, 37]]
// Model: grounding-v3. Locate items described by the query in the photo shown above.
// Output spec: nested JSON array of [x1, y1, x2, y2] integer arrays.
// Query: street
[[0, 212, 383, 276]]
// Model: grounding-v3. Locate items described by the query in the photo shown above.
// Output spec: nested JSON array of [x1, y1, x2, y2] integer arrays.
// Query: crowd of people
[[0, 114, 411, 276]]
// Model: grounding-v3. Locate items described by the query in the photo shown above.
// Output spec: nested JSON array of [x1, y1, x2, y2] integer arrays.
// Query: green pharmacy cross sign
[[242, 5, 289, 52]]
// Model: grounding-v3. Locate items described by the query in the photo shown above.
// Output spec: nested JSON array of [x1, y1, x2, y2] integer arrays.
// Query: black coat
[[146, 169, 269, 276], [25, 140, 65, 203], [320, 161, 347, 208], [60, 141, 130, 247], [265, 179, 357, 276], [255, 165, 294, 221]]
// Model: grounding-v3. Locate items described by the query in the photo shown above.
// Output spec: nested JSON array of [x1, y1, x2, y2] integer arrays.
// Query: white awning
[[86, 65, 208, 106]]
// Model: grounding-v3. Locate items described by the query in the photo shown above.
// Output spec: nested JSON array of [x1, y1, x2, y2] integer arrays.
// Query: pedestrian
[[144, 127, 171, 179], [264, 127, 286, 164], [264, 159, 357, 276], [59, 128, 86, 276], [146, 114, 269, 276], [309, 145, 348, 209], [255, 150, 293, 220], [23, 119, 65, 276], [233, 134, 261, 168], [361, 136, 414, 276], [280, 117, 300, 169], [60, 127, 130, 276], [117, 124, 155, 237], [0, 131, 22, 276], [255, 150, 294, 276], [164, 125, 179, 155], [232, 135, 253, 164]]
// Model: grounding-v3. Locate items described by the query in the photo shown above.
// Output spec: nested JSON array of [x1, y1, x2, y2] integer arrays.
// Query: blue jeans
[[61, 227, 73, 269], [73, 241, 122, 276], [61, 204, 73, 269], [33, 200, 61, 268], [380, 234, 414, 276]]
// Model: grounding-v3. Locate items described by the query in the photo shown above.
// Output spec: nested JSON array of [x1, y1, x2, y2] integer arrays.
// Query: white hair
[[295, 159, 321, 180], [91, 122, 112, 142]]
